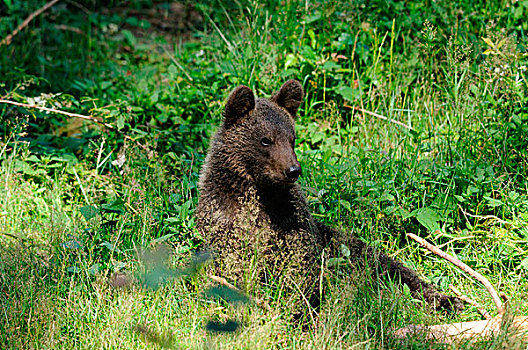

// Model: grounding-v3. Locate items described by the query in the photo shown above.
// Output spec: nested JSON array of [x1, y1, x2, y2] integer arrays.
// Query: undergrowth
[[1, 0, 528, 348]]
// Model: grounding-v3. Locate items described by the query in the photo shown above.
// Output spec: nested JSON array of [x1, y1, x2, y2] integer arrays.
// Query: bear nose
[[286, 165, 302, 180]]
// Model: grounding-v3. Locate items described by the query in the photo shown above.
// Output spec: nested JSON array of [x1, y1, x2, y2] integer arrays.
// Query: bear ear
[[271, 80, 304, 118], [223, 85, 255, 128]]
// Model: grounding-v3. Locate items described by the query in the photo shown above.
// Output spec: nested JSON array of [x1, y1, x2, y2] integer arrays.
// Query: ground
[[0, 1, 527, 348]]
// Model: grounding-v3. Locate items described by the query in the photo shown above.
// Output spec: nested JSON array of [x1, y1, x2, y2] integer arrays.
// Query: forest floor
[[1, 1, 528, 348]]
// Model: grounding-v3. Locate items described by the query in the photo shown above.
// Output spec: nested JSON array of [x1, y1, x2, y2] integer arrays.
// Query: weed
[[1, 0, 528, 348]]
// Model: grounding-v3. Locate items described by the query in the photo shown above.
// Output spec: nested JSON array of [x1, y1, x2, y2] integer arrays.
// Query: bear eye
[[261, 137, 272, 147]]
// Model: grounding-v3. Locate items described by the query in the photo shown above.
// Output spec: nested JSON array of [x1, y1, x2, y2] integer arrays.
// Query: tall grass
[[1, 0, 527, 348]]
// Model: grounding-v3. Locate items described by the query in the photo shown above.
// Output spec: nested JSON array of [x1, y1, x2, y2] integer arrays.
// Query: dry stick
[[0, 99, 115, 130], [161, 46, 193, 81], [344, 104, 415, 131], [407, 232, 504, 316], [458, 205, 509, 225], [1, 99, 154, 154], [55, 24, 85, 35], [449, 284, 492, 320], [0, 0, 60, 47]]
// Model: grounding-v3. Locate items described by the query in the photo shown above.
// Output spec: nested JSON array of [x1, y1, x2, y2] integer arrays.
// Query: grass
[[1, 0, 528, 348]]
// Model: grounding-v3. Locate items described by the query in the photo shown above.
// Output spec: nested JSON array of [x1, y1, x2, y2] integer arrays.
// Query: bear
[[196, 79, 462, 316]]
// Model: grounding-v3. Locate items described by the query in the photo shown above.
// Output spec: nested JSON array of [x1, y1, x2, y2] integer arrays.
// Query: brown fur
[[196, 80, 462, 313]]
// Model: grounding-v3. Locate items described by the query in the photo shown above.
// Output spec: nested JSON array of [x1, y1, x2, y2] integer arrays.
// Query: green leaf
[[514, 5, 524, 19], [339, 199, 352, 213], [340, 244, 350, 258], [61, 238, 84, 249], [151, 234, 175, 245], [481, 37, 495, 48], [321, 61, 341, 71], [484, 196, 503, 208], [117, 115, 125, 130], [125, 16, 139, 27], [379, 191, 395, 202], [101, 241, 123, 254], [300, 45, 316, 61], [305, 12, 321, 24], [336, 86, 355, 102], [102, 198, 126, 214], [454, 195, 465, 203], [88, 264, 100, 275], [121, 29, 137, 46], [496, 38, 508, 50], [327, 257, 347, 267], [397, 207, 413, 220], [14, 160, 47, 176], [80, 205, 98, 221], [284, 54, 298, 69], [308, 29, 317, 48], [413, 207, 442, 232], [167, 64, 178, 78]]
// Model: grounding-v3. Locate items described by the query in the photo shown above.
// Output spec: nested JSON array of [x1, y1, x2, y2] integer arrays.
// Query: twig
[[54, 24, 85, 35], [449, 284, 492, 320], [0, 0, 60, 47], [345, 105, 414, 131], [208, 275, 272, 312], [407, 232, 504, 315], [0, 99, 154, 157], [161, 46, 193, 81], [0, 99, 115, 130], [458, 205, 509, 225]]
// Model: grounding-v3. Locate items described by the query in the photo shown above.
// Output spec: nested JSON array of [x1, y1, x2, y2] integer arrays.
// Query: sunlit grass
[[1, 0, 527, 348]]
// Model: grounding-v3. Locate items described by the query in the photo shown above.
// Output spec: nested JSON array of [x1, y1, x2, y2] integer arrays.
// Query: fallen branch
[[0, 0, 60, 47], [449, 284, 491, 320], [407, 232, 504, 315], [393, 232, 528, 343], [395, 315, 528, 342], [0, 99, 115, 130], [344, 104, 414, 131]]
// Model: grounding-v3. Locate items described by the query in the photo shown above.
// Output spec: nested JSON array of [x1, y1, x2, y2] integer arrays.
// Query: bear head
[[217, 80, 304, 190]]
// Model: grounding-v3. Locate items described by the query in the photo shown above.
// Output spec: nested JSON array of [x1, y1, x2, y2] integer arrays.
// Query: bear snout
[[285, 164, 302, 181]]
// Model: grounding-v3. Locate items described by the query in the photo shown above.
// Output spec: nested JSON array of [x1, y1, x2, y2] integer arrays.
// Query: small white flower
[[108, 23, 118, 35], [112, 153, 126, 168]]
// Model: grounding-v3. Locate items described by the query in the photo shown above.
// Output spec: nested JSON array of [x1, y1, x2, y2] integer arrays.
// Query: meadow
[[1, 0, 527, 348]]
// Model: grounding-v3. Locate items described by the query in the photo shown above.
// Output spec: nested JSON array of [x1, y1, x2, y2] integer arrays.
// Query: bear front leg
[[316, 221, 463, 312]]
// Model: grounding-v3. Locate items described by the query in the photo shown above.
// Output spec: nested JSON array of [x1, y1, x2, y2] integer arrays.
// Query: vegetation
[[1, 0, 527, 348]]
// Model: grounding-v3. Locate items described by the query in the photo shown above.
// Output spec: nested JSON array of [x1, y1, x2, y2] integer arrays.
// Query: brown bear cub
[[196, 80, 462, 314]]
